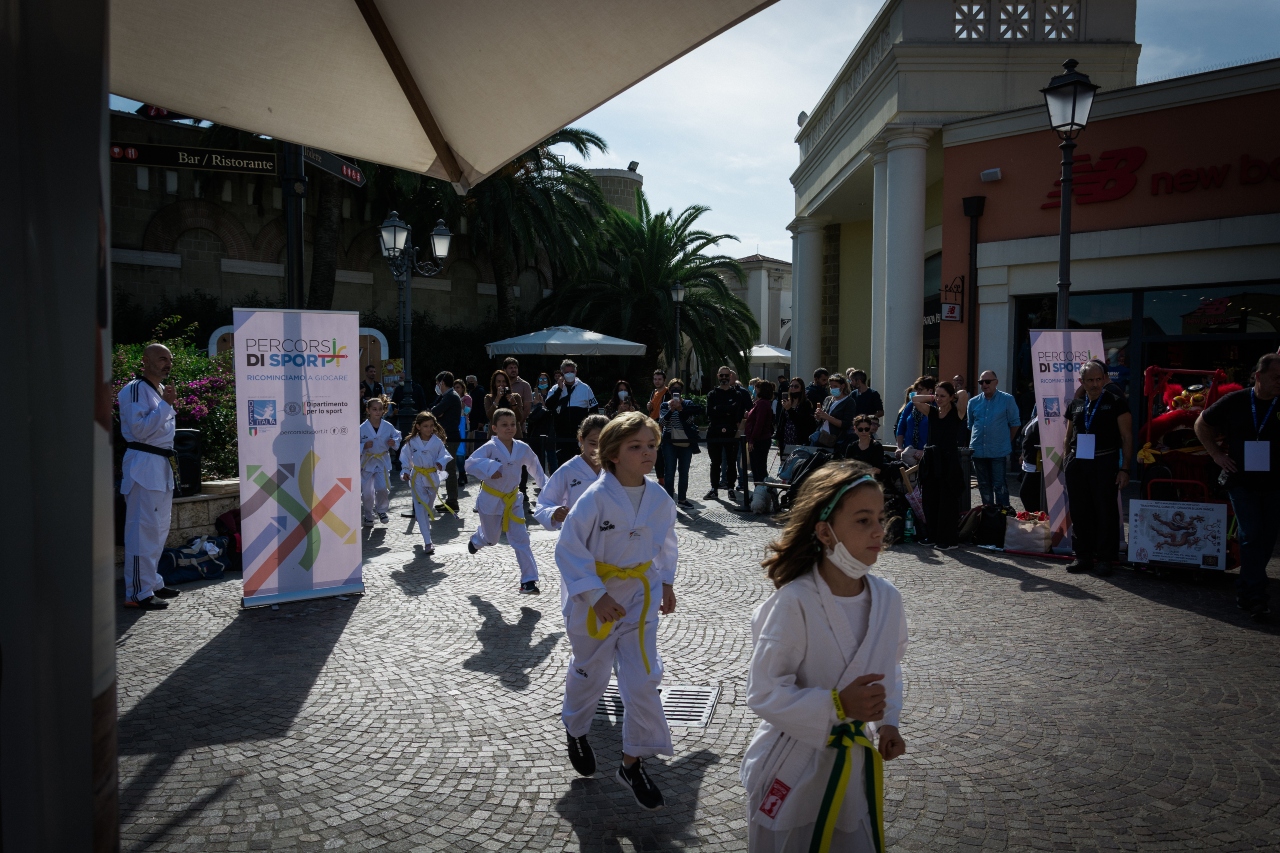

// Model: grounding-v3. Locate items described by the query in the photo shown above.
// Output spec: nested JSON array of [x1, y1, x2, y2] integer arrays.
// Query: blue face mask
[[463, 406, 471, 415], [538, 381, 548, 390]]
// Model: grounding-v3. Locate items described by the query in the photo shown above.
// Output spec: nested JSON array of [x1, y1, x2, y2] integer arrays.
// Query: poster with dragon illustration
[[1127, 500, 1227, 569]]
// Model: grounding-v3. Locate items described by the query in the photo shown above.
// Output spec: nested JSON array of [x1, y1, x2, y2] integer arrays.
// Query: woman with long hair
[[605, 379, 639, 417], [774, 376, 817, 453], [485, 368, 525, 435], [911, 381, 967, 549]]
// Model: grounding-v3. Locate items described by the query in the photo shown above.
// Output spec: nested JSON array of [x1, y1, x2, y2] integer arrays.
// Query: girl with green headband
[[741, 461, 908, 853]]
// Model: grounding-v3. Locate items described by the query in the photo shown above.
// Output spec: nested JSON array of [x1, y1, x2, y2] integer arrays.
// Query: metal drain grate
[[593, 683, 720, 727]]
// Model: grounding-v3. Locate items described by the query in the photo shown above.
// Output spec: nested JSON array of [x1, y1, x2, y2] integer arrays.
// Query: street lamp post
[[670, 281, 687, 377], [378, 212, 452, 431], [1041, 58, 1099, 329]]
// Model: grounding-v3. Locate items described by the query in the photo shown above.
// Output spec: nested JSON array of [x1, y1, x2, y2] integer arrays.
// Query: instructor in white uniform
[[119, 343, 182, 610]]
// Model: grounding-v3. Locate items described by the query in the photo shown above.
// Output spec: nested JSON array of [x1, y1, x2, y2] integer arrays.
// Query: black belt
[[125, 441, 176, 458]]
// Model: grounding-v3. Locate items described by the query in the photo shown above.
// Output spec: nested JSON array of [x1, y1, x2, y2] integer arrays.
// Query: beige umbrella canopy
[[110, 0, 778, 190]]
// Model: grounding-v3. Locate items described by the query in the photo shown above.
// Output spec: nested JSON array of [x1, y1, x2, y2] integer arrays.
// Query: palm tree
[[536, 189, 758, 380]]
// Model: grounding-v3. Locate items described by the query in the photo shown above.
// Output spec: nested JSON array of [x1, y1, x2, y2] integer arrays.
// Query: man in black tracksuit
[[1064, 360, 1132, 576], [703, 366, 751, 501]]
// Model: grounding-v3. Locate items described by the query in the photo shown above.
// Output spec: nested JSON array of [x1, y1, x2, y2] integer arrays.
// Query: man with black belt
[[430, 370, 462, 513], [545, 359, 598, 465], [119, 344, 183, 609], [704, 365, 751, 501], [1064, 360, 1132, 576], [1196, 352, 1280, 618]]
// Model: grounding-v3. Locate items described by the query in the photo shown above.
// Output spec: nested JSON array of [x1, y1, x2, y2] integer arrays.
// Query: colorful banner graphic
[[233, 308, 363, 606], [1127, 500, 1227, 569], [1027, 329, 1106, 554]]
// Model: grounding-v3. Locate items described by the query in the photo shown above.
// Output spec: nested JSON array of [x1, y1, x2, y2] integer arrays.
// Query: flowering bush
[[112, 317, 239, 480]]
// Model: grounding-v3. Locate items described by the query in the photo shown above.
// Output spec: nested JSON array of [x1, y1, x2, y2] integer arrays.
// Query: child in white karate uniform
[[741, 461, 908, 853], [533, 414, 608, 534], [555, 412, 678, 811], [359, 396, 400, 525], [399, 411, 452, 555], [464, 407, 548, 594]]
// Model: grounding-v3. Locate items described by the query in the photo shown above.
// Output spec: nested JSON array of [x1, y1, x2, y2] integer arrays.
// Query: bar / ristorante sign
[[109, 142, 278, 175]]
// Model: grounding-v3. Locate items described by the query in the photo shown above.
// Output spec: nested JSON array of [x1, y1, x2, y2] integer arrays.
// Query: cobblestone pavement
[[117, 455, 1280, 851]]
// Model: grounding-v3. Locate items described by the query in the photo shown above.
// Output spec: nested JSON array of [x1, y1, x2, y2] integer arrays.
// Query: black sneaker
[[520, 580, 540, 595], [124, 596, 168, 610], [703, 489, 718, 500], [566, 733, 596, 776], [677, 498, 693, 508], [1094, 561, 1114, 576], [616, 759, 664, 811], [153, 586, 181, 599], [468, 541, 478, 555], [378, 512, 389, 524], [1066, 559, 1094, 574]]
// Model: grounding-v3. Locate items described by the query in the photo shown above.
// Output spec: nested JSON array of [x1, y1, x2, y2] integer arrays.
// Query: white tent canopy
[[485, 326, 646, 357], [110, 0, 778, 188], [747, 344, 791, 364]]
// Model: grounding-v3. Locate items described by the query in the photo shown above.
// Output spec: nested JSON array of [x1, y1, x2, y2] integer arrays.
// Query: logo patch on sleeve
[[759, 778, 791, 819]]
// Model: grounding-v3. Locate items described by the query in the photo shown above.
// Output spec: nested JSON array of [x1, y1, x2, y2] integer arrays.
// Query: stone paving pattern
[[117, 455, 1280, 851]]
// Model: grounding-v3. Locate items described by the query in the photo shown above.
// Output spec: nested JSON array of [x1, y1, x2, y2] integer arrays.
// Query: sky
[[110, 1, 1280, 261]]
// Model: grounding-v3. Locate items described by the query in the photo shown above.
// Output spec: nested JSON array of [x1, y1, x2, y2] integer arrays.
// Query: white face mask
[[825, 538, 872, 580], [563, 371, 576, 383], [617, 389, 629, 400]]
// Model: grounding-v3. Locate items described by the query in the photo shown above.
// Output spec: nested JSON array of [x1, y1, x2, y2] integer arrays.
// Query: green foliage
[[112, 316, 238, 480]]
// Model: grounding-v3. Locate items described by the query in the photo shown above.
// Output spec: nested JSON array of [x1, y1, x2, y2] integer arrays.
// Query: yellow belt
[[482, 481, 526, 532], [410, 465, 451, 520], [586, 560, 654, 674], [810, 720, 885, 853]]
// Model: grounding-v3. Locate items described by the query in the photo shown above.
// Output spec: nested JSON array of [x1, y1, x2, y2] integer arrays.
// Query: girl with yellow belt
[[399, 412, 452, 556]]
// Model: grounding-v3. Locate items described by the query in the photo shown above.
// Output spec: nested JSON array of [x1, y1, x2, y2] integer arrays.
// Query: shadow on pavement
[[555, 744, 723, 852], [117, 596, 355, 829], [461, 595, 563, 691], [949, 548, 1104, 600], [1098, 564, 1279, 634], [389, 551, 448, 596]]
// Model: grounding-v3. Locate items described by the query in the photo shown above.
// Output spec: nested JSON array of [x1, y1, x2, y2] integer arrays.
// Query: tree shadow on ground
[[116, 597, 355, 832], [949, 548, 1104, 600], [461, 595, 563, 691], [555, 741, 723, 852], [389, 551, 448, 596]]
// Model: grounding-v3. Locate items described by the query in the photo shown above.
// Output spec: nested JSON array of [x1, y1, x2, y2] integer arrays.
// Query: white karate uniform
[[555, 472, 678, 758], [533, 454, 601, 532], [399, 434, 452, 547], [464, 437, 548, 582], [359, 419, 400, 519], [741, 570, 908, 853], [119, 377, 176, 603]]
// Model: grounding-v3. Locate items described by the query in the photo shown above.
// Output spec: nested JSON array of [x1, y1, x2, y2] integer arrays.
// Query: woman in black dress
[[773, 376, 817, 450], [844, 414, 885, 475], [913, 381, 967, 549]]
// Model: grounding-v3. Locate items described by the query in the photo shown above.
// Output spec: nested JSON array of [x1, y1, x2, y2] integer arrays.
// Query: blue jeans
[[973, 456, 1009, 507], [664, 442, 694, 501], [1227, 484, 1280, 607]]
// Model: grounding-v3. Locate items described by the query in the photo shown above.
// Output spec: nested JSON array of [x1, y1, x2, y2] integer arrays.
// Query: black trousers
[[707, 438, 738, 490], [921, 447, 963, 546], [749, 444, 770, 484], [1019, 471, 1043, 513], [1065, 454, 1121, 562]]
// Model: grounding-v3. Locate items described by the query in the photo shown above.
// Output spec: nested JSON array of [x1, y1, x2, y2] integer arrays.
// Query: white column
[[882, 130, 932, 410], [788, 217, 826, 383], [747, 267, 768, 345], [869, 143, 888, 396]]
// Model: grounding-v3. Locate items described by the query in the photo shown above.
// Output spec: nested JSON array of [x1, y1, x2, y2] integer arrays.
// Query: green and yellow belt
[[810, 719, 884, 853]]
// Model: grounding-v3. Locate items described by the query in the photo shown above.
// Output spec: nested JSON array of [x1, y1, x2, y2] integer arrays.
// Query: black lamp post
[[670, 281, 687, 377], [1041, 58, 1099, 329], [378, 213, 452, 429]]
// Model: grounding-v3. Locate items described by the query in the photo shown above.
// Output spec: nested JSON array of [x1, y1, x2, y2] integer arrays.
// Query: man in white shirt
[[545, 359, 598, 465], [119, 344, 183, 610]]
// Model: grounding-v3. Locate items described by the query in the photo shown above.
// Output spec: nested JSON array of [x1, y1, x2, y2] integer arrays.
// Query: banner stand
[[233, 308, 365, 608], [242, 582, 364, 609]]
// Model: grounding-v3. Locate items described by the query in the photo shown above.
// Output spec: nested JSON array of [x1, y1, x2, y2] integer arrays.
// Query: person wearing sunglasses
[[775, 378, 817, 454], [704, 366, 752, 501], [811, 374, 859, 453], [966, 370, 1018, 512], [844, 414, 884, 476]]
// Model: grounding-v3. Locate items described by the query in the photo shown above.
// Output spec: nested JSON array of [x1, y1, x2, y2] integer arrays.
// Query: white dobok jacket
[[359, 420, 401, 478], [555, 472, 677, 622], [119, 377, 176, 494], [533, 455, 601, 531], [741, 570, 908, 835], [464, 438, 547, 514], [398, 434, 451, 491]]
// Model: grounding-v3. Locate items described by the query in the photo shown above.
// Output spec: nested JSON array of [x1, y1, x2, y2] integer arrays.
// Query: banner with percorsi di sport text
[[234, 308, 363, 607], [1028, 329, 1105, 554]]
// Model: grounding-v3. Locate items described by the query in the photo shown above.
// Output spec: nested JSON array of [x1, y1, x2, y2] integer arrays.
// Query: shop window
[[1042, 2, 1078, 40], [923, 253, 943, 377], [1144, 284, 1280, 336], [954, 2, 988, 40], [998, 4, 1033, 39]]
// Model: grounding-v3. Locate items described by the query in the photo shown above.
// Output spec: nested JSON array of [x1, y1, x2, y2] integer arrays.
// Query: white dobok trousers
[[123, 483, 173, 602]]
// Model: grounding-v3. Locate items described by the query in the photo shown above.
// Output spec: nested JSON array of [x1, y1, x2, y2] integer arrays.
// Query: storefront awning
[[110, 0, 777, 188]]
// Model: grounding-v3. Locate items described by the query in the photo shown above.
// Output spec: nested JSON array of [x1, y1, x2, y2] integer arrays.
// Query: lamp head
[[379, 212, 410, 259], [429, 220, 452, 262], [1041, 59, 1099, 139], [671, 282, 687, 304]]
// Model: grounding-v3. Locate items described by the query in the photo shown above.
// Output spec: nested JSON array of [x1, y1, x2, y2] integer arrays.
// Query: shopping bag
[[1004, 513, 1051, 553], [904, 484, 926, 525]]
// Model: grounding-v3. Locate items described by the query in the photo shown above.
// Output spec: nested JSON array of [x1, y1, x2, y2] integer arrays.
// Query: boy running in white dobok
[[359, 396, 400, 525], [399, 411, 452, 555], [741, 461, 908, 853], [464, 407, 548, 593], [556, 412, 678, 811]]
